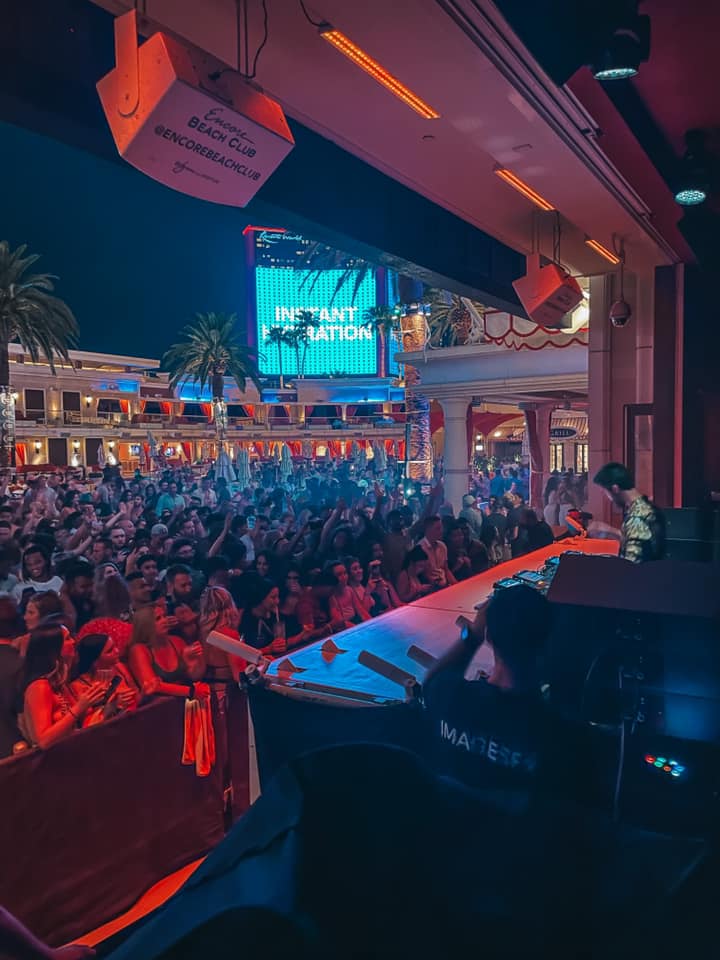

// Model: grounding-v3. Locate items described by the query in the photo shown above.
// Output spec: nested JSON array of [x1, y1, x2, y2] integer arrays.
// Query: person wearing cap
[[459, 493, 486, 540], [71, 632, 139, 725], [19, 624, 106, 750]]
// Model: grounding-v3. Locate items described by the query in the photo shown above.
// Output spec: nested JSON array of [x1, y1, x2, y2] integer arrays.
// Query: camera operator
[[423, 586, 582, 798]]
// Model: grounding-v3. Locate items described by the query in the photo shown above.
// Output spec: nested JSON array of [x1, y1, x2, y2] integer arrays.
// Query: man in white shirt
[[459, 494, 486, 540], [419, 515, 456, 589], [199, 478, 217, 508]]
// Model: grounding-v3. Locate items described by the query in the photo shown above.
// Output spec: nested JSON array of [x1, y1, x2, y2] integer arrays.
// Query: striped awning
[[506, 414, 588, 442], [551, 415, 588, 440]]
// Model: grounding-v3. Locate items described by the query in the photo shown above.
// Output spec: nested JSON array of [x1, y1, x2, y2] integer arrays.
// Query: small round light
[[594, 65, 638, 80], [674, 187, 707, 206]]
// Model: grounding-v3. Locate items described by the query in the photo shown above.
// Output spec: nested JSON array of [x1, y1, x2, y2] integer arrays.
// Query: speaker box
[[511, 254, 584, 328], [664, 508, 720, 564], [97, 10, 294, 207]]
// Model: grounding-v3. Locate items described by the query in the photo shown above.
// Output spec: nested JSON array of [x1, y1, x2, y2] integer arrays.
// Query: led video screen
[[255, 266, 378, 377]]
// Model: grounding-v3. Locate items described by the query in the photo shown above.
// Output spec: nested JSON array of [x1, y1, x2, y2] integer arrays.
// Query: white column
[[440, 397, 470, 514]]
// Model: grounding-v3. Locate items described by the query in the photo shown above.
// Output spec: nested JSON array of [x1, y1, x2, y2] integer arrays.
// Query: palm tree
[[0, 241, 79, 467], [361, 306, 398, 378], [426, 289, 478, 347], [163, 313, 261, 463], [295, 310, 320, 378], [265, 325, 293, 388], [163, 312, 261, 400], [281, 325, 302, 382]]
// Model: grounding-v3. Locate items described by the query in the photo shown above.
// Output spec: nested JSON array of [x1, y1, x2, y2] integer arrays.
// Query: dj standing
[[592, 462, 665, 563]]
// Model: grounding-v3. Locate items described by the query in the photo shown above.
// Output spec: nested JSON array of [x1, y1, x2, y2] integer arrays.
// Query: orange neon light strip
[[320, 28, 440, 120], [584, 237, 621, 265], [493, 167, 555, 212]]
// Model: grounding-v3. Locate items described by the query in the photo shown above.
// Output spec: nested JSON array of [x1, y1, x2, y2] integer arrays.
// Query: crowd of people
[[0, 456, 665, 959], [0, 456, 581, 759]]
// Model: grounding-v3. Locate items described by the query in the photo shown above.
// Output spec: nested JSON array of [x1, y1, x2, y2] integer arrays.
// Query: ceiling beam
[[1, 0, 526, 310]]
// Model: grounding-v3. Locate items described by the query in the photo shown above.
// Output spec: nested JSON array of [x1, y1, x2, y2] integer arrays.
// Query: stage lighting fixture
[[674, 131, 711, 206], [592, 11, 651, 80], [318, 26, 440, 119]]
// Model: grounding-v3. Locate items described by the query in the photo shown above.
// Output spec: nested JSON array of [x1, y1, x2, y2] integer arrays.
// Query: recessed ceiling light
[[674, 131, 711, 207]]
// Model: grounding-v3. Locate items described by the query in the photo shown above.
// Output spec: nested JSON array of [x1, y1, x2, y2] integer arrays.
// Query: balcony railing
[[13, 411, 404, 432], [16, 409, 47, 423]]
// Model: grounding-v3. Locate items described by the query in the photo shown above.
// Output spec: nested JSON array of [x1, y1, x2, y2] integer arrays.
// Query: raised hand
[[77, 681, 107, 713], [182, 641, 204, 665]]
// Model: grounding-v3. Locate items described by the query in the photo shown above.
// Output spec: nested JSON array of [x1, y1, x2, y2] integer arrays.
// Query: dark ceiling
[[495, 0, 720, 264]]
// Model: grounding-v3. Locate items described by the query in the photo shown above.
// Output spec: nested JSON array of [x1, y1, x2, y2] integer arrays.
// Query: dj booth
[[248, 536, 720, 836], [249, 538, 619, 781]]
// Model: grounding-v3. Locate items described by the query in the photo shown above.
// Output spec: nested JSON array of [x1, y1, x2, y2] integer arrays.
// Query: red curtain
[[118, 399, 130, 415], [286, 440, 301, 456], [15, 443, 26, 466], [384, 439, 395, 454], [159, 401, 173, 417], [175, 402, 185, 417], [305, 406, 314, 418], [181, 442, 192, 462], [254, 441, 265, 456], [346, 405, 358, 419], [243, 403, 255, 419], [200, 403, 213, 422], [397, 440, 406, 460], [139, 400, 146, 413], [466, 411, 518, 462], [142, 443, 150, 467], [430, 409, 444, 435], [327, 440, 342, 458]]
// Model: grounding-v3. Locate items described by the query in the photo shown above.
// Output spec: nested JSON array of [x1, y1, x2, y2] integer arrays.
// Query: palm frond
[[295, 240, 377, 305], [361, 306, 398, 337], [162, 311, 261, 396], [0, 241, 78, 375]]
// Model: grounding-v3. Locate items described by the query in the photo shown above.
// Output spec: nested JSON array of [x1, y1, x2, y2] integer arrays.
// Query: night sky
[[0, 120, 250, 360]]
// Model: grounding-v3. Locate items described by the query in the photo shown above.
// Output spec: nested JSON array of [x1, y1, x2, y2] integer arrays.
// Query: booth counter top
[[263, 538, 618, 704]]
